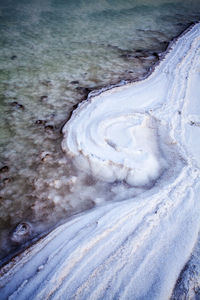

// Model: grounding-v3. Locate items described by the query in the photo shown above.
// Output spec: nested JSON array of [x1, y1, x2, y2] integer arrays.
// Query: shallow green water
[[0, 0, 200, 279]]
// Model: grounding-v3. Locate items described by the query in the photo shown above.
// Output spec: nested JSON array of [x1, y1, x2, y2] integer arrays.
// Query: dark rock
[[11, 55, 17, 60], [40, 152, 51, 162], [3, 177, 11, 185], [76, 86, 92, 97], [40, 95, 48, 101], [0, 166, 9, 173], [10, 222, 32, 244], [45, 125, 54, 132], [152, 52, 160, 59], [135, 49, 143, 53], [70, 80, 79, 85], [35, 120, 46, 125], [72, 103, 79, 110], [10, 101, 25, 110]]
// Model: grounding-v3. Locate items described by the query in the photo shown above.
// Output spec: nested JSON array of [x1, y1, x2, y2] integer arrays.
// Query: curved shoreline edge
[[1, 23, 200, 299], [61, 22, 200, 185]]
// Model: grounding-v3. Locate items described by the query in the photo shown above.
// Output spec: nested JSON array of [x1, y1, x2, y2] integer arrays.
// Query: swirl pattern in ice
[[1, 23, 200, 300], [63, 110, 167, 186], [61, 24, 200, 187]]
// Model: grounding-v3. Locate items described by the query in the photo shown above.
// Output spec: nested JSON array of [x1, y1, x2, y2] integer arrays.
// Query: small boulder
[[10, 222, 32, 244]]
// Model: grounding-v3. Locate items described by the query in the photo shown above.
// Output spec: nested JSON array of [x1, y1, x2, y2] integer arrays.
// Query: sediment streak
[[1, 23, 200, 300]]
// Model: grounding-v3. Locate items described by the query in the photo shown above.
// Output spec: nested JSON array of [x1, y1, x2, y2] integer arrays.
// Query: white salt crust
[[1, 23, 200, 299]]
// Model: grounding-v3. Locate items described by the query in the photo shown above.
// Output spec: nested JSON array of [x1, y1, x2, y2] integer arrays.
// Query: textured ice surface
[[1, 23, 200, 300], [2, 0, 200, 264], [62, 82, 170, 186]]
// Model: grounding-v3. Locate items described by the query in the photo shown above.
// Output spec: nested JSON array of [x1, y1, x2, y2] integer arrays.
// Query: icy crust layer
[[64, 111, 167, 186], [61, 24, 200, 186], [62, 78, 168, 186], [1, 24, 200, 300]]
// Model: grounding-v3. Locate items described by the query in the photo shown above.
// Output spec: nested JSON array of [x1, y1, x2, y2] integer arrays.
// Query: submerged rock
[[2, 177, 12, 186], [40, 95, 48, 102], [10, 102, 25, 110], [0, 166, 9, 173], [10, 222, 32, 244], [10, 55, 17, 60], [70, 80, 79, 85], [40, 151, 52, 162], [44, 125, 54, 132], [75, 86, 92, 96], [35, 120, 47, 125]]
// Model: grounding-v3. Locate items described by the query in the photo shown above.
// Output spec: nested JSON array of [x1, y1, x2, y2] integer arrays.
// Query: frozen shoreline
[[1, 23, 200, 299]]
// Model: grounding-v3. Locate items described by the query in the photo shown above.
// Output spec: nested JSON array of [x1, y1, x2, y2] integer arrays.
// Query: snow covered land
[[1, 22, 200, 300]]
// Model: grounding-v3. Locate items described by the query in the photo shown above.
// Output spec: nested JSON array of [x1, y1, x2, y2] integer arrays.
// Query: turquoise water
[[0, 0, 200, 278]]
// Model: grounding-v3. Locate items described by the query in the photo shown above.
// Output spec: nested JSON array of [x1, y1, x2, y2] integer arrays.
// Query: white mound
[[61, 24, 200, 186], [1, 23, 200, 300], [63, 110, 166, 186], [62, 72, 169, 186]]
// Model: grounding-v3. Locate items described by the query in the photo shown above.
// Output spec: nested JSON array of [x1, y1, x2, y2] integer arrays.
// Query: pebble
[[70, 80, 79, 84], [10, 102, 25, 110], [10, 222, 32, 244], [40, 152, 51, 162], [0, 166, 9, 173], [40, 95, 48, 101], [35, 120, 47, 125], [3, 178, 11, 185], [45, 125, 54, 132]]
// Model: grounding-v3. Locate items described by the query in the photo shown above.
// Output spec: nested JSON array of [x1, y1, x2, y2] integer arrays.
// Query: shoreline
[[2, 25, 200, 298], [67, 21, 198, 114], [0, 21, 191, 269]]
